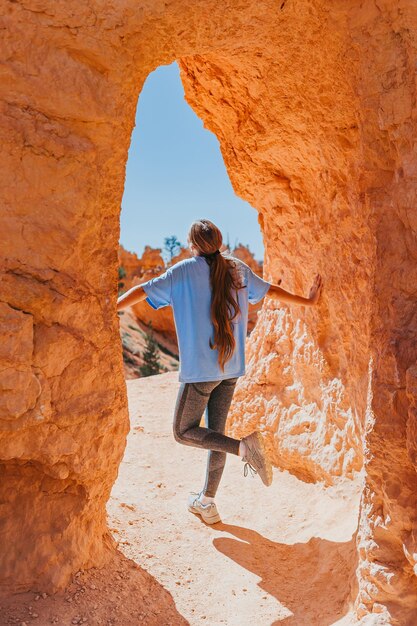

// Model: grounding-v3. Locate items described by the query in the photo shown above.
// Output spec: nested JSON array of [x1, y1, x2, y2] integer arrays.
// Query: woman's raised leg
[[173, 380, 240, 456]]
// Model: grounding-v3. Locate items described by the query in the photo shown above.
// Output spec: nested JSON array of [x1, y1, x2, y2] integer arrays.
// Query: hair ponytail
[[189, 219, 244, 371]]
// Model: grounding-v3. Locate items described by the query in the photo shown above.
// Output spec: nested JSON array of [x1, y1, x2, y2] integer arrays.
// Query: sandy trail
[[108, 372, 361, 626], [0, 371, 361, 626]]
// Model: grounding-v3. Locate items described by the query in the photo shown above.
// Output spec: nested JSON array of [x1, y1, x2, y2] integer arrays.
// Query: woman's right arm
[[267, 274, 322, 307], [117, 284, 147, 311]]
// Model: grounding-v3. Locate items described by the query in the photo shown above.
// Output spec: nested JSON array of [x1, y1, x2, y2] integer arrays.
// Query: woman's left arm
[[117, 284, 147, 311], [267, 273, 323, 306]]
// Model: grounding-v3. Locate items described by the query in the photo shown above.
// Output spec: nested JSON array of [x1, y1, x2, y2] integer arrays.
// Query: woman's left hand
[[308, 274, 323, 305]]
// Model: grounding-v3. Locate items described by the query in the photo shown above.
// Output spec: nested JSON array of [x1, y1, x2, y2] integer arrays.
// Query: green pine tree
[[139, 325, 162, 377], [118, 266, 127, 295], [163, 235, 181, 266]]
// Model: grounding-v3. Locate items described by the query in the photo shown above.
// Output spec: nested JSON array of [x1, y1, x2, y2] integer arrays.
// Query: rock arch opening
[[117, 60, 265, 378], [1, 2, 417, 623]]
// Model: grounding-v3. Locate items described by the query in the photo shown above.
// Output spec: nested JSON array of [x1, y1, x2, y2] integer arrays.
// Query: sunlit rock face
[[179, 47, 370, 485], [118, 244, 177, 341], [1, 1, 417, 622]]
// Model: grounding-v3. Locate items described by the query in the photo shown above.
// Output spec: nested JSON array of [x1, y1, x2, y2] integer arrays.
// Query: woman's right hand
[[308, 274, 323, 305]]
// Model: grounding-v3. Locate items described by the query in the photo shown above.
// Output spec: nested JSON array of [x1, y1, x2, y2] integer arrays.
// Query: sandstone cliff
[[1, 1, 416, 623]]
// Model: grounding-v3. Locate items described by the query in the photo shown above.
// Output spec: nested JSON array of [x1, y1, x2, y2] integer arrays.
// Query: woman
[[117, 219, 322, 524]]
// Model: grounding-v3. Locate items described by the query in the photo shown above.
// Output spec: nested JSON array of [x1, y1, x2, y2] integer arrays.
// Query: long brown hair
[[188, 219, 244, 371]]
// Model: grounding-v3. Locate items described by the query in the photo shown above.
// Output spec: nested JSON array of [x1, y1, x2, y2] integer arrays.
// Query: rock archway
[[1, 1, 416, 623]]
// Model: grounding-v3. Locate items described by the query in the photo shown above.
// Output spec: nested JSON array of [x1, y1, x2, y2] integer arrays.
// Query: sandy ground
[[1, 371, 362, 626]]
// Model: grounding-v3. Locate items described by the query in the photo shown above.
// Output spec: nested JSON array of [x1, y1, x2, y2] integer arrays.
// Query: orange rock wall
[[1, 1, 417, 622], [180, 37, 370, 485]]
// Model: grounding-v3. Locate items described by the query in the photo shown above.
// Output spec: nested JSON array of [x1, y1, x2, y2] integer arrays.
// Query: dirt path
[[0, 372, 361, 626], [108, 372, 361, 626]]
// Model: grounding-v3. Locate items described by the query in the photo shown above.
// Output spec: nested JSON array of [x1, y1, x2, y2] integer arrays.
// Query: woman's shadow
[[211, 522, 357, 626]]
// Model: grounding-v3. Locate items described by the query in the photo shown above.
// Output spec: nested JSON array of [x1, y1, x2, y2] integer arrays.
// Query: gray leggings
[[173, 377, 241, 497]]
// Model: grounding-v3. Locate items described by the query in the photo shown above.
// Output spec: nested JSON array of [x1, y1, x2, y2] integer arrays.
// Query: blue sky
[[119, 62, 264, 261]]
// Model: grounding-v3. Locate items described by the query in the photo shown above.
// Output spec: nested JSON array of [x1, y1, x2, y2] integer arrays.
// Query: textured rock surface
[[1, 1, 417, 623]]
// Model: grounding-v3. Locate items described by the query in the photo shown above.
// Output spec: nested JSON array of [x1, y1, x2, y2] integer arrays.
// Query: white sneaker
[[187, 492, 221, 524]]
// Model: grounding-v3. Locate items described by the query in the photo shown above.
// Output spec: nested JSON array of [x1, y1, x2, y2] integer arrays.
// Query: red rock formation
[[231, 244, 264, 332], [117, 244, 176, 345], [232, 243, 262, 273], [118, 244, 165, 289], [139, 245, 165, 276], [1, 2, 417, 623], [118, 306, 179, 379], [117, 245, 142, 281], [117, 244, 177, 355]]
